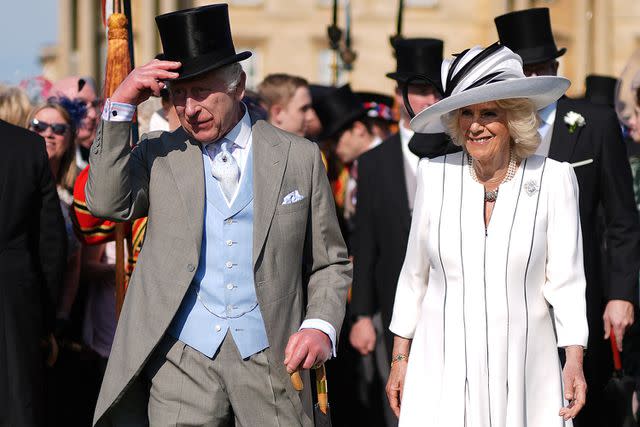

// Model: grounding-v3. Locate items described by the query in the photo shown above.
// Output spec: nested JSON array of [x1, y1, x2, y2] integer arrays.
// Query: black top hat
[[356, 92, 395, 122], [309, 84, 334, 106], [495, 8, 566, 65], [584, 74, 617, 107], [155, 4, 251, 81], [386, 38, 444, 88], [314, 84, 367, 140]]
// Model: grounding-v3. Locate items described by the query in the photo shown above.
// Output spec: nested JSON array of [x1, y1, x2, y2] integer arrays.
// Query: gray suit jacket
[[86, 113, 351, 426]]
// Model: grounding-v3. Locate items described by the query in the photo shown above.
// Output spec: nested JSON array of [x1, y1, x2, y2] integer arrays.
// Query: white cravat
[[207, 140, 240, 203]]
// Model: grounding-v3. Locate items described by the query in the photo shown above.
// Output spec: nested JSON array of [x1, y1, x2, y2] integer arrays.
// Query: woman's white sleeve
[[389, 159, 432, 339], [543, 162, 589, 348]]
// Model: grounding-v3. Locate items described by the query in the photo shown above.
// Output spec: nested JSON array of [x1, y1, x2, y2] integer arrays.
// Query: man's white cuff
[[101, 99, 136, 122]]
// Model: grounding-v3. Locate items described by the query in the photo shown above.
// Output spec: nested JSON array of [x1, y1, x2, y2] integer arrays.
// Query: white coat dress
[[389, 152, 589, 427]]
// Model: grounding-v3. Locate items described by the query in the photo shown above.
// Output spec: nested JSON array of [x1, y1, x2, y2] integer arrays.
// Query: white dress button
[[227, 283, 234, 290], [215, 325, 221, 332], [225, 261, 233, 268], [226, 240, 233, 246]]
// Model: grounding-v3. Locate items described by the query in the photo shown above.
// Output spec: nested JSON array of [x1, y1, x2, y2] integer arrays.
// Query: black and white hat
[[408, 43, 570, 134]]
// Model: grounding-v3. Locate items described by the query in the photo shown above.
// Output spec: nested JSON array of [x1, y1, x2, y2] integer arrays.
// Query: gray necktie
[[209, 140, 240, 202]]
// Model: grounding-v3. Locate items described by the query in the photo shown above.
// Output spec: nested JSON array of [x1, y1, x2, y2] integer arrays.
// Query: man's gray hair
[[214, 63, 244, 93]]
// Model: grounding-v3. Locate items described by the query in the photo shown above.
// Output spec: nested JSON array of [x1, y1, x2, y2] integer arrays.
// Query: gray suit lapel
[[252, 119, 290, 266], [166, 128, 205, 253]]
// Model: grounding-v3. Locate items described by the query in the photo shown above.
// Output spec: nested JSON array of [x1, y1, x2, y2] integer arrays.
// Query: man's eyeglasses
[[30, 119, 69, 136]]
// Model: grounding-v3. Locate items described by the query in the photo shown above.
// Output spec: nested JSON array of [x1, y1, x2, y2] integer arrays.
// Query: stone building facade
[[47, 0, 640, 97]]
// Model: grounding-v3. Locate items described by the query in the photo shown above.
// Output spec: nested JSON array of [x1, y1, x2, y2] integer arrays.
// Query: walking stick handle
[[290, 371, 304, 391]]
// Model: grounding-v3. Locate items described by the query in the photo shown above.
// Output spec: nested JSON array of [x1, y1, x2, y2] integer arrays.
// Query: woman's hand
[[386, 336, 412, 418], [559, 345, 587, 421], [386, 357, 408, 418]]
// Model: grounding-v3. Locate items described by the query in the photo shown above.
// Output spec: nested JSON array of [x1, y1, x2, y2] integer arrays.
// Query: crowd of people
[[2, 3, 640, 427]]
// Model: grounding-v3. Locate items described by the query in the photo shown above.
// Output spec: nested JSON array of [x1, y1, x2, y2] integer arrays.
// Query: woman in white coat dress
[[386, 44, 589, 427]]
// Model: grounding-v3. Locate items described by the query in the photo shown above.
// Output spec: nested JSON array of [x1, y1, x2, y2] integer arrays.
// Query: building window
[[317, 49, 348, 86]]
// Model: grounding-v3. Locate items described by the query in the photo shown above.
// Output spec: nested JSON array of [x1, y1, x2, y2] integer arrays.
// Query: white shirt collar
[[538, 101, 557, 127], [399, 119, 415, 146], [369, 135, 383, 151]]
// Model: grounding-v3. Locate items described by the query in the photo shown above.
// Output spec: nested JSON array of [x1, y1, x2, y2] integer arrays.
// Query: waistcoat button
[[187, 263, 195, 272]]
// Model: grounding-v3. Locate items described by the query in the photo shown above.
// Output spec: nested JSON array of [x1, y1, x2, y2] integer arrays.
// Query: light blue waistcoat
[[168, 144, 270, 359]]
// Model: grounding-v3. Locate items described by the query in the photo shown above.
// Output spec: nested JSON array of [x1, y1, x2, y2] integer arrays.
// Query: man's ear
[[235, 71, 247, 101], [270, 103, 284, 124]]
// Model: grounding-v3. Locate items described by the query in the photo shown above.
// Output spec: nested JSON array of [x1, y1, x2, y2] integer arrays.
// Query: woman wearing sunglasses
[[27, 102, 78, 193]]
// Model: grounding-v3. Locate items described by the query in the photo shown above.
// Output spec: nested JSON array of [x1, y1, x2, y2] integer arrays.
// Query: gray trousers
[[144, 333, 301, 427]]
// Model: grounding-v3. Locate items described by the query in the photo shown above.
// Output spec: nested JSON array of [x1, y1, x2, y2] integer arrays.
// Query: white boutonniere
[[563, 111, 586, 134]]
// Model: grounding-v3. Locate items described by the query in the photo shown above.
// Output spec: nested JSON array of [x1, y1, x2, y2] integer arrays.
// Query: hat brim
[[173, 51, 252, 82], [410, 76, 570, 134], [520, 48, 566, 66], [386, 71, 441, 85]]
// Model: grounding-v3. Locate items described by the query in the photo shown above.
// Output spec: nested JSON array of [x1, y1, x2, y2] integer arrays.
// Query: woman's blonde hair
[[444, 97, 541, 160], [27, 102, 77, 191], [0, 86, 32, 127]]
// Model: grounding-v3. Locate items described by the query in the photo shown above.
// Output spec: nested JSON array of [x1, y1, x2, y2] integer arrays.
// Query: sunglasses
[[30, 119, 69, 136]]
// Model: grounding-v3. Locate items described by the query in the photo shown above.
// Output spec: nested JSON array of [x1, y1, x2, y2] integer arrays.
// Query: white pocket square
[[282, 190, 305, 205], [571, 159, 593, 168]]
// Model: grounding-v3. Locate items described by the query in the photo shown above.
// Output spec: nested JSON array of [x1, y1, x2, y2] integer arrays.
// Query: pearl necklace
[[468, 150, 517, 202]]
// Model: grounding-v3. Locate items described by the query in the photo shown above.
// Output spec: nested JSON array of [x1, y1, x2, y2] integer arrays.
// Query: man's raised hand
[[110, 59, 181, 106]]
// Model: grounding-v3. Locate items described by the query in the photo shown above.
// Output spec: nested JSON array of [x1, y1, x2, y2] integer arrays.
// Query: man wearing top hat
[[314, 84, 384, 241], [313, 83, 390, 426], [495, 8, 640, 427], [85, 5, 350, 426], [349, 38, 459, 362]]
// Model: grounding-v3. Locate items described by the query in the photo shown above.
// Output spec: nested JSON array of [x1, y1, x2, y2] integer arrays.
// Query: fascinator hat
[[405, 43, 570, 134]]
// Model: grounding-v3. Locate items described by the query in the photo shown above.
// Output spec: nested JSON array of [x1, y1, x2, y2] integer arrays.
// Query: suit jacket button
[[187, 263, 195, 272]]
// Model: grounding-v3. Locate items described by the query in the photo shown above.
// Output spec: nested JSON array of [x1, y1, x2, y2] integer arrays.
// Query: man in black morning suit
[[350, 38, 459, 363], [0, 119, 66, 426], [496, 9, 640, 427]]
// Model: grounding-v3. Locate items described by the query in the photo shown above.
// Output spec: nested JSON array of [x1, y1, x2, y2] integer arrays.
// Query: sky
[[0, 1, 57, 84]]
